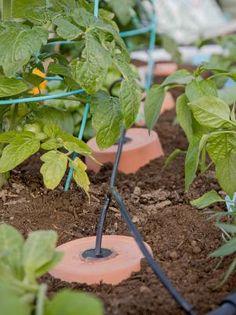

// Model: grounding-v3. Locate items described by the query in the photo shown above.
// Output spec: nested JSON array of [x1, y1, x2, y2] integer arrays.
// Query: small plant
[[0, 0, 142, 190], [145, 66, 236, 199], [0, 223, 104, 315]]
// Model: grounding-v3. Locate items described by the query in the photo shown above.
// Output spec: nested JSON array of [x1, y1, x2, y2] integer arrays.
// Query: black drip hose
[[111, 187, 196, 315], [93, 128, 236, 315]]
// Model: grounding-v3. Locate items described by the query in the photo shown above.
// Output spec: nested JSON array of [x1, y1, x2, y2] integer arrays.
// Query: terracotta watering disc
[[50, 235, 152, 285], [154, 62, 178, 77], [135, 92, 175, 127], [85, 128, 164, 174]]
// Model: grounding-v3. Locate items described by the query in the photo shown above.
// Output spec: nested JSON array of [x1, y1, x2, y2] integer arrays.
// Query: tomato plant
[[0, 223, 104, 315], [0, 0, 142, 190]]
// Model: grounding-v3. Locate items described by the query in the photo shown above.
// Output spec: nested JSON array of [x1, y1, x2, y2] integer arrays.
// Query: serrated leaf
[[46, 290, 104, 315], [120, 79, 141, 128], [0, 77, 28, 98], [211, 237, 236, 257], [191, 190, 224, 209], [161, 69, 193, 87], [0, 224, 24, 277], [75, 32, 111, 94], [144, 85, 165, 131], [176, 94, 193, 142], [0, 24, 48, 77], [54, 16, 83, 40], [0, 132, 40, 173], [91, 91, 123, 149], [23, 230, 58, 279], [186, 79, 217, 102], [216, 153, 236, 198], [189, 96, 231, 128], [72, 158, 90, 195], [40, 151, 68, 189]]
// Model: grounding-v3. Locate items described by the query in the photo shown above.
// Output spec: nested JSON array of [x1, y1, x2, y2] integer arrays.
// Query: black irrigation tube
[[93, 130, 236, 315]]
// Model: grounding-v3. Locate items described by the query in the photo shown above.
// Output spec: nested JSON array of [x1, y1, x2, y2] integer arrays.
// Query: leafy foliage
[[0, 0, 142, 189], [0, 223, 104, 315], [145, 66, 236, 198]]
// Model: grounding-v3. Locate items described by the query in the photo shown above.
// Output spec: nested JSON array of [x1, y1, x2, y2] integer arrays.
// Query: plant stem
[[36, 284, 47, 315], [9, 104, 18, 130], [1, 0, 12, 21]]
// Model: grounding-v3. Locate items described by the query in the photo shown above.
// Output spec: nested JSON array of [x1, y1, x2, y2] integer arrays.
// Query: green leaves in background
[[144, 85, 165, 131]]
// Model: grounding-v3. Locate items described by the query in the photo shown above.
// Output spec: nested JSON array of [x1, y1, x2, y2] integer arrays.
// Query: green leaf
[[216, 153, 236, 198], [120, 79, 141, 128], [0, 132, 40, 173], [46, 290, 104, 315], [40, 151, 68, 190], [54, 16, 83, 40], [210, 237, 236, 257], [72, 158, 90, 195], [0, 285, 30, 315], [176, 94, 193, 142], [0, 131, 17, 143], [91, 92, 123, 149], [189, 96, 231, 128], [191, 190, 224, 209], [185, 79, 217, 102], [23, 230, 58, 279], [58, 132, 92, 156], [164, 148, 185, 169], [35, 251, 63, 277], [207, 132, 236, 164], [0, 77, 28, 98], [105, 0, 136, 25], [220, 257, 236, 285], [41, 139, 63, 151], [144, 85, 165, 131], [75, 32, 111, 94], [0, 224, 24, 276], [161, 69, 193, 87], [185, 135, 209, 191], [216, 223, 236, 234], [12, 0, 47, 19], [0, 24, 48, 77]]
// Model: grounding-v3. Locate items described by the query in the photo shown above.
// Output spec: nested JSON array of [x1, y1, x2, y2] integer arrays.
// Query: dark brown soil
[[0, 108, 235, 315]]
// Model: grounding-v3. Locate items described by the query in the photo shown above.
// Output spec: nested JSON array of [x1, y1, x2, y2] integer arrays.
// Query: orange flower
[[30, 68, 48, 95]]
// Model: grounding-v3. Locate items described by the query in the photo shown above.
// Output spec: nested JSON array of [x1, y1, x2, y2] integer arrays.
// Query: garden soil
[[1, 96, 235, 314]]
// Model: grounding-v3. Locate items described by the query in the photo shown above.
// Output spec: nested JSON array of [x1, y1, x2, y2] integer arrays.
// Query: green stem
[[36, 284, 47, 315], [9, 104, 18, 130], [1, 0, 12, 21]]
